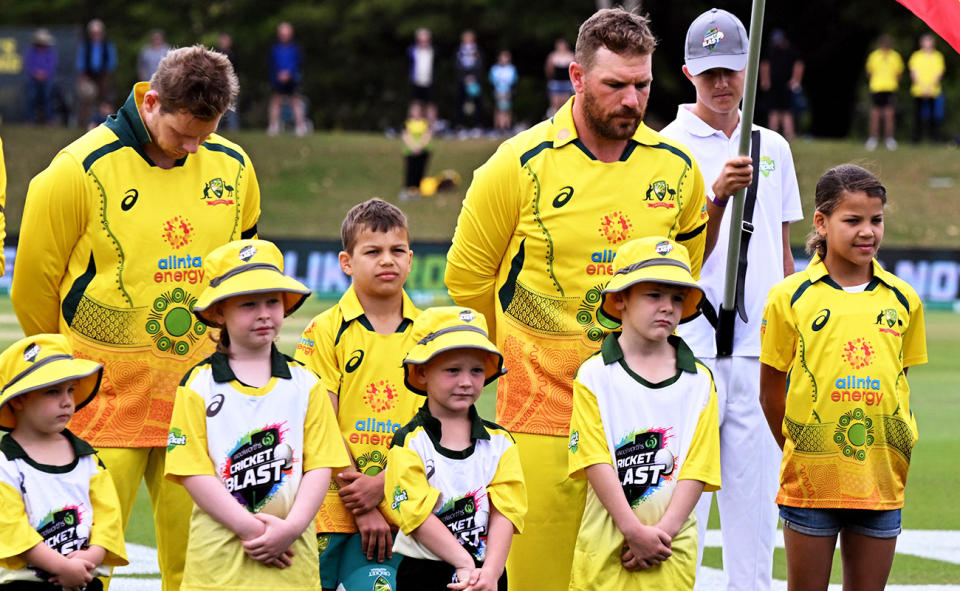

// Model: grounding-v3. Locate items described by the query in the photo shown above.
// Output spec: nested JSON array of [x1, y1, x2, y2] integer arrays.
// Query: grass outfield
[[2, 126, 959, 248], [0, 297, 956, 584]]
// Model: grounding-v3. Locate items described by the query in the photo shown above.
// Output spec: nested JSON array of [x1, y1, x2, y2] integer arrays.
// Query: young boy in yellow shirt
[[296, 198, 422, 590], [568, 237, 721, 590], [385, 306, 526, 590], [0, 334, 127, 590]]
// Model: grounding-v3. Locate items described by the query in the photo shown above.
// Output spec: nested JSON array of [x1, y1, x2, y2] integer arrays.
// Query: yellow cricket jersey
[[568, 334, 720, 590], [0, 431, 127, 584], [295, 285, 422, 533], [165, 347, 348, 591], [385, 404, 526, 563], [446, 97, 707, 437], [12, 82, 260, 448], [908, 50, 945, 97], [760, 257, 927, 510], [866, 49, 904, 93]]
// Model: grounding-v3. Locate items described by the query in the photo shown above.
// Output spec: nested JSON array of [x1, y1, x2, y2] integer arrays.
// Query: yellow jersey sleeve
[[240, 158, 261, 237], [902, 291, 928, 368], [303, 378, 351, 473], [384, 442, 440, 535], [11, 152, 88, 336], [88, 463, 128, 566], [164, 384, 216, 479], [675, 159, 708, 278], [676, 369, 721, 492], [445, 142, 523, 337], [486, 441, 526, 533], [0, 136, 6, 277], [295, 314, 341, 396], [568, 375, 614, 478], [0, 481, 40, 568], [759, 283, 797, 372]]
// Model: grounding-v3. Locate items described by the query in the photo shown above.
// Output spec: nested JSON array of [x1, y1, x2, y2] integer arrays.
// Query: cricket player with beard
[[445, 8, 708, 589]]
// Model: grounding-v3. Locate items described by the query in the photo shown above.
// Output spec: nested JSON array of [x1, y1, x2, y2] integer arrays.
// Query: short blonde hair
[[575, 8, 657, 71], [151, 45, 239, 120]]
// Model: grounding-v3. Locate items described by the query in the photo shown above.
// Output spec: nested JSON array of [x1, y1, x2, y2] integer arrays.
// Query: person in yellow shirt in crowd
[[865, 35, 904, 151], [908, 33, 946, 143], [296, 198, 423, 590], [0, 136, 5, 277], [11, 46, 260, 590], [445, 8, 707, 589]]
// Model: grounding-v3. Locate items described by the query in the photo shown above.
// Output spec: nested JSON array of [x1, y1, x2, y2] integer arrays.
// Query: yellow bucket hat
[[193, 239, 311, 326], [403, 307, 506, 395], [0, 334, 102, 431], [598, 237, 704, 324]]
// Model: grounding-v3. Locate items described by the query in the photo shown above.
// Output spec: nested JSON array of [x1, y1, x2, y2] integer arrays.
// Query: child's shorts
[[318, 532, 401, 590], [396, 556, 507, 591], [778, 505, 901, 538]]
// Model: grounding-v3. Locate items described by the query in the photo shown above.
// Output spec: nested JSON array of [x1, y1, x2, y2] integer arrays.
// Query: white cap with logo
[[684, 8, 749, 75]]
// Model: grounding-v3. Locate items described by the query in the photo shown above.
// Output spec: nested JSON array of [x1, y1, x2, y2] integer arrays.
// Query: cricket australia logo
[[644, 180, 677, 209], [615, 428, 676, 506], [202, 177, 235, 206], [876, 308, 903, 336]]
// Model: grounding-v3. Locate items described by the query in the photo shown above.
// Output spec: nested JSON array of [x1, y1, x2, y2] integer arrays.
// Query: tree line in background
[[3, 0, 958, 138]]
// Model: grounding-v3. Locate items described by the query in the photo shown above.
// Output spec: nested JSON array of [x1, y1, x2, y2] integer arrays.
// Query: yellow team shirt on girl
[[446, 98, 707, 436], [295, 285, 421, 532], [760, 257, 927, 510], [908, 50, 946, 96], [165, 347, 349, 590]]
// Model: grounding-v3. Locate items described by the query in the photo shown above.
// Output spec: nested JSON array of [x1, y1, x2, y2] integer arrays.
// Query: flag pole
[[720, 0, 767, 314]]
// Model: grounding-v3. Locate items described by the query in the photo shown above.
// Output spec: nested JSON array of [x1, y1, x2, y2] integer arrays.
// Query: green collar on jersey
[[409, 401, 490, 460], [210, 344, 292, 384], [103, 82, 188, 168], [601, 333, 698, 389], [0, 429, 96, 474]]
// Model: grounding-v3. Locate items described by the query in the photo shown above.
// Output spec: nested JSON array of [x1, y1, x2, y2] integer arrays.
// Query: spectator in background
[[545, 38, 575, 117], [865, 34, 903, 151], [455, 30, 484, 134], [75, 18, 117, 129], [490, 49, 518, 133], [909, 33, 946, 143], [401, 102, 432, 200], [217, 32, 240, 130], [24, 28, 58, 125], [760, 29, 803, 141], [268, 21, 308, 137], [138, 29, 170, 82], [408, 27, 436, 125]]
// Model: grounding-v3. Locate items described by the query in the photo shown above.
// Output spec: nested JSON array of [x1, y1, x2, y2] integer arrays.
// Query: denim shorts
[[779, 505, 902, 538]]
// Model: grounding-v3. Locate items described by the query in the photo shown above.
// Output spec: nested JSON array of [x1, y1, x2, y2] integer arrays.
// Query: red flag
[[896, 0, 960, 53]]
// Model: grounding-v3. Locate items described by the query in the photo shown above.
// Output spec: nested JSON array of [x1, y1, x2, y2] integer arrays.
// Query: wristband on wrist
[[710, 194, 729, 207]]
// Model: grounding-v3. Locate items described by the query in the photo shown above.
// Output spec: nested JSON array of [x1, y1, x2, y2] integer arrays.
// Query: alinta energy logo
[[161, 216, 194, 250], [841, 337, 875, 369], [598, 211, 633, 245], [363, 379, 400, 413]]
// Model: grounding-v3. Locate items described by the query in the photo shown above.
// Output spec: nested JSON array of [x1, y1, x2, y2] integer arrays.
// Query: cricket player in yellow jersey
[[11, 46, 259, 591], [0, 136, 6, 276], [445, 9, 707, 588], [296, 199, 422, 590]]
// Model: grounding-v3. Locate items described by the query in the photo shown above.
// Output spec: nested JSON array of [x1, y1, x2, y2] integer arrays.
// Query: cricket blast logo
[[221, 424, 294, 512], [438, 492, 488, 561], [32, 507, 90, 580], [615, 430, 676, 505]]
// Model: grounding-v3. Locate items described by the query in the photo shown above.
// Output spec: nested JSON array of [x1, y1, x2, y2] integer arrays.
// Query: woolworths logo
[[391, 486, 408, 510], [167, 428, 187, 452]]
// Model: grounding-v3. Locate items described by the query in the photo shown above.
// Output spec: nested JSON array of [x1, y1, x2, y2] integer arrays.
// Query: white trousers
[[694, 356, 781, 591]]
